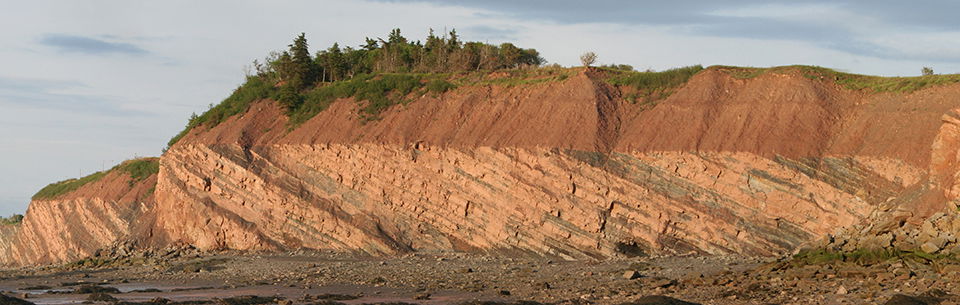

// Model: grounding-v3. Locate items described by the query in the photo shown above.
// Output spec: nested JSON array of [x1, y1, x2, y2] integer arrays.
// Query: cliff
[[148, 68, 960, 259], [0, 159, 157, 265], [7, 66, 960, 265]]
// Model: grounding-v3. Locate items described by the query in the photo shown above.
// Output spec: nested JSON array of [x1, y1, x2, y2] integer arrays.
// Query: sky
[[2, 0, 960, 216]]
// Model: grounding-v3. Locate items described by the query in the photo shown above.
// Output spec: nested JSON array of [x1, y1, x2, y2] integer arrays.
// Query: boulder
[[0, 294, 34, 305], [626, 295, 700, 305]]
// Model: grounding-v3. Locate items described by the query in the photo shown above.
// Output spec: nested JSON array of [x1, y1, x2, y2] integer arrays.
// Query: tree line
[[256, 28, 546, 92]]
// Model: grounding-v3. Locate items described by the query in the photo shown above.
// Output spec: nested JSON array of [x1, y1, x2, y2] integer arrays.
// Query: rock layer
[[147, 69, 959, 260], [7, 68, 960, 265], [0, 170, 156, 265]]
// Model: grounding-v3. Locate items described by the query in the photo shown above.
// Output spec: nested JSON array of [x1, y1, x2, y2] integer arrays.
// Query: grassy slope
[[165, 67, 577, 148], [711, 65, 960, 93], [165, 65, 960, 150], [32, 158, 160, 200]]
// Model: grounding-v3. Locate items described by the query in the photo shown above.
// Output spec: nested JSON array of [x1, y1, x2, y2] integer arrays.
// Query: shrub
[[580, 52, 597, 67], [0, 214, 23, 225], [116, 158, 160, 182], [606, 65, 704, 102], [426, 79, 456, 94]]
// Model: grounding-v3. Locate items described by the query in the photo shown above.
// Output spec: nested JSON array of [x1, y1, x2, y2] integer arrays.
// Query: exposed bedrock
[[7, 69, 960, 265]]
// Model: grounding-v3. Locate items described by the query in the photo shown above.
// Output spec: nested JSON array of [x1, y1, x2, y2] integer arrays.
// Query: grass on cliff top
[[289, 73, 457, 127], [711, 65, 960, 93], [32, 158, 159, 200], [602, 65, 704, 104], [165, 67, 582, 149]]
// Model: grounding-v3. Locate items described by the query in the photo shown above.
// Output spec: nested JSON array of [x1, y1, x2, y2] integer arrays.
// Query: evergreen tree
[[287, 33, 317, 88]]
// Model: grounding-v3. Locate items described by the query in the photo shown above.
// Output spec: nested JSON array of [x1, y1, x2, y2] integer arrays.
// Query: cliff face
[[7, 68, 960, 265], [148, 69, 959, 259], [0, 168, 156, 266]]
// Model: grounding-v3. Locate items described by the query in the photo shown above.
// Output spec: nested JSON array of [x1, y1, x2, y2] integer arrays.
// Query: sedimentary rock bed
[[5, 68, 960, 265]]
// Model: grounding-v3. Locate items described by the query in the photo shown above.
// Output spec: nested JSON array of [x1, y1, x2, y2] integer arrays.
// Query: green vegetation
[[116, 158, 160, 184], [712, 65, 960, 93], [792, 248, 952, 266], [838, 73, 960, 93], [166, 76, 276, 148], [166, 28, 547, 149], [32, 171, 109, 200], [31, 158, 159, 200], [599, 63, 635, 71], [604, 65, 704, 104], [425, 78, 457, 94], [289, 73, 436, 126], [0, 214, 23, 225]]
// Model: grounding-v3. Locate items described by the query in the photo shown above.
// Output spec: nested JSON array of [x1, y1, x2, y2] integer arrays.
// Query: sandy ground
[[1, 250, 958, 305]]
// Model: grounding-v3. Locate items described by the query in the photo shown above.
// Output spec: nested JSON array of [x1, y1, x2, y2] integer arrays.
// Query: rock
[[859, 233, 894, 250], [874, 217, 906, 234], [458, 267, 474, 273], [930, 236, 949, 249], [836, 285, 848, 295], [940, 264, 960, 275], [624, 270, 642, 280], [413, 293, 431, 300], [882, 294, 939, 305], [643, 277, 677, 288], [86, 293, 118, 303], [0, 294, 35, 305], [920, 221, 938, 240], [74, 285, 120, 294], [498, 290, 511, 296], [626, 295, 700, 305], [921, 242, 942, 254]]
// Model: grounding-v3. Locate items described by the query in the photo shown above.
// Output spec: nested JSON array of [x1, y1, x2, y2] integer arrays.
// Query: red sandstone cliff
[[0, 162, 157, 266], [6, 67, 960, 265], [147, 68, 960, 259]]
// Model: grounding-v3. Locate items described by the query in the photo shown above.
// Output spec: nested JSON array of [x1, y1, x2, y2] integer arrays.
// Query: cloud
[[374, 0, 960, 64], [39, 34, 148, 55], [460, 25, 519, 42], [0, 76, 151, 117]]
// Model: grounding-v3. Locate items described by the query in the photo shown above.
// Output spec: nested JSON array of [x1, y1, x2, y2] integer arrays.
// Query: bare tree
[[580, 52, 597, 67]]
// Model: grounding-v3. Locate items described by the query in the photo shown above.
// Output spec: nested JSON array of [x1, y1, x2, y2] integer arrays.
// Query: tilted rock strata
[[156, 141, 895, 259], [6, 69, 960, 265], [149, 70, 954, 259], [0, 171, 156, 266]]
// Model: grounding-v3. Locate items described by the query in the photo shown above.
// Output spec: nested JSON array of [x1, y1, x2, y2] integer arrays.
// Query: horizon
[[3, 0, 960, 216]]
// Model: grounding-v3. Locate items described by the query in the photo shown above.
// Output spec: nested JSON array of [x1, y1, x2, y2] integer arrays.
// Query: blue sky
[[1, 0, 960, 216]]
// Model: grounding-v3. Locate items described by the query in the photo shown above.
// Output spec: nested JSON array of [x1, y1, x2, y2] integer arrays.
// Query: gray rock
[[628, 295, 700, 305]]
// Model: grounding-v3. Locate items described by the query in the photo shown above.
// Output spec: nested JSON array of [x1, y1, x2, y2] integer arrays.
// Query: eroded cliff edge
[[0, 159, 158, 266], [149, 68, 960, 260], [7, 67, 960, 266]]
